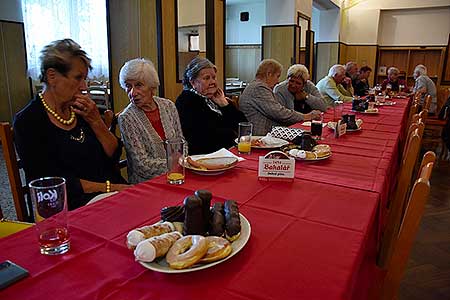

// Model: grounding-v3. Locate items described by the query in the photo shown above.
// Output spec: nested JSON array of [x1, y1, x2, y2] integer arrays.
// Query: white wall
[[0, 0, 22, 22], [178, 0, 205, 26], [178, 26, 206, 52], [226, 2, 266, 44], [378, 7, 450, 46], [340, 8, 380, 44], [296, 0, 313, 18], [266, 0, 296, 24], [314, 8, 340, 42]]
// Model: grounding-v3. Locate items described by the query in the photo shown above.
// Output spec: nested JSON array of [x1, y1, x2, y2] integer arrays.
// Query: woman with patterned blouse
[[118, 58, 184, 184]]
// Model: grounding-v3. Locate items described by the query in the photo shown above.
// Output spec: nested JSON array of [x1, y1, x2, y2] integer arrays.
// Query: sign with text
[[258, 151, 295, 181], [334, 121, 346, 138]]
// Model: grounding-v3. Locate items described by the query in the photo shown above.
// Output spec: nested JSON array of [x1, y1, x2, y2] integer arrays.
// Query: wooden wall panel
[[340, 45, 377, 86], [225, 45, 261, 83], [315, 43, 339, 83], [0, 21, 30, 122], [108, 0, 158, 110], [214, 0, 224, 89]]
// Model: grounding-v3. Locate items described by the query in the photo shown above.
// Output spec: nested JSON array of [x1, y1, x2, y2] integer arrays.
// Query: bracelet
[[106, 180, 111, 193]]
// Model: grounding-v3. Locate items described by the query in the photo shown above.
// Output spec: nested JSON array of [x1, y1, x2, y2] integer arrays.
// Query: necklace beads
[[39, 93, 76, 125]]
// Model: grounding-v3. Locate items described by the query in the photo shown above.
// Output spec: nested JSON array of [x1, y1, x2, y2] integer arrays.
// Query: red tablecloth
[[0, 99, 410, 300]]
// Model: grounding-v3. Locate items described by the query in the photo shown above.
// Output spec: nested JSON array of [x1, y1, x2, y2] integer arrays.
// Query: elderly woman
[[118, 58, 184, 184], [274, 64, 327, 113], [176, 57, 247, 155], [239, 59, 321, 136], [413, 64, 437, 114], [14, 39, 128, 210], [381, 67, 409, 94]]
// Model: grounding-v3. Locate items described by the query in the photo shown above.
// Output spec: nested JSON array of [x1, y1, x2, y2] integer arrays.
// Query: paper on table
[[192, 148, 245, 162]]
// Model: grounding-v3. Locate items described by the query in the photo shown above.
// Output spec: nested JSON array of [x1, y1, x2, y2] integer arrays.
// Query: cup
[[386, 83, 392, 96], [29, 177, 70, 255], [238, 122, 252, 154], [399, 84, 404, 93], [311, 113, 323, 140], [333, 100, 344, 122], [165, 138, 186, 184]]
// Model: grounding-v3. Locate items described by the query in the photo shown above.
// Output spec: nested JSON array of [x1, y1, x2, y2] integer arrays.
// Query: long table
[[0, 99, 410, 300]]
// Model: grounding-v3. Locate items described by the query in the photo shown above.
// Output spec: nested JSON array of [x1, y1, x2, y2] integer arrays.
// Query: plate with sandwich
[[182, 155, 239, 175]]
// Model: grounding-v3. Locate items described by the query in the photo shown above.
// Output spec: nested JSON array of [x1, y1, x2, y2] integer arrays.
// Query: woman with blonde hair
[[240, 59, 321, 135]]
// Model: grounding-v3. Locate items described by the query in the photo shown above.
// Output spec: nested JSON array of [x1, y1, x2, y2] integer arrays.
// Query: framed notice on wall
[[378, 66, 387, 75]]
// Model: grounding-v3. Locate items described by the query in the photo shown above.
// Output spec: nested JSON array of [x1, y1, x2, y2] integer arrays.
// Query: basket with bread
[[127, 190, 250, 272]]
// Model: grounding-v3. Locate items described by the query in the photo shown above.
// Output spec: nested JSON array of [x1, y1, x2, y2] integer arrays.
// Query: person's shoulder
[[14, 97, 41, 126], [175, 89, 195, 105], [154, 96, 176, 108]]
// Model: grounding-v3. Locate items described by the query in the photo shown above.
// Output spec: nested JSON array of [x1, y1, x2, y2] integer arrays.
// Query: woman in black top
[[176, 57, 247, 155], [14, 39, 128, 210]]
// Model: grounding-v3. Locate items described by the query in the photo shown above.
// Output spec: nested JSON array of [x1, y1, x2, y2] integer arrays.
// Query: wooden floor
[[399, 159, 450, 300]]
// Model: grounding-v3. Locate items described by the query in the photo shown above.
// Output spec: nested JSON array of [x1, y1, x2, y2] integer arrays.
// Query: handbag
[[268, 126, 304, 142]]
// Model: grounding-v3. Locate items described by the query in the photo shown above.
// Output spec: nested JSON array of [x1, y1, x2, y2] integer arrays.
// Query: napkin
[[192, 148, 245, 162]]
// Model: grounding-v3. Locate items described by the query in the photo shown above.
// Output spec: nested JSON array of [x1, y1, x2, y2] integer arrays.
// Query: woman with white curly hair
[[274, 64, 327, 113], [118, 58, 184, 184]]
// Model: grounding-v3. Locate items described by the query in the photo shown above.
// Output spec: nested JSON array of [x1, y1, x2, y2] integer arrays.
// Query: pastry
[[209, 202, 225, 236], [199, 236, 232, 263], [166, 235, 208, 269], [183, 195, 205, 235], [133, 231, 182, 262], [160, 206, 185, 222], [187, 156, 238, 170], [224, 200, 241, 242], [126, 222, 174, 249], [195, 190, 212, 233], [312, 144, 331, 158]]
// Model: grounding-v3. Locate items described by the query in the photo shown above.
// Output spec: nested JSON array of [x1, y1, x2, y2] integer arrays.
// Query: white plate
[[139, 213, 251, 273], [181, 155, 238, 175], [86, 191, 118, 205], [375, 101, 396, 106], [351, 108, 379, 114], [234, 136, 289, 149]]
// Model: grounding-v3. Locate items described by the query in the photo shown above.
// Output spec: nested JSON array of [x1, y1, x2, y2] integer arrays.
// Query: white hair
[[414, 64, 427, 76], [287, 64, 310, 81], [387, 67, 399, 75], [328, 64, 345, 77], [119, 58, 160, 90]]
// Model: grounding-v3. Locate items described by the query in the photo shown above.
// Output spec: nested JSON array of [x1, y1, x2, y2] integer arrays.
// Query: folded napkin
[[192, 148, 245, 162]]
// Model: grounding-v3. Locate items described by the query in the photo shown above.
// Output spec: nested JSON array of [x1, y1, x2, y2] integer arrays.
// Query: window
[[21, 0, 109, 81], [189, 34, 200, 52]]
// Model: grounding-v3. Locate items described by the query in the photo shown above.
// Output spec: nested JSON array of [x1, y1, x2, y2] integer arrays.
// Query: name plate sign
[[258, 151, 295, 181], [334, 120, 346, 138]]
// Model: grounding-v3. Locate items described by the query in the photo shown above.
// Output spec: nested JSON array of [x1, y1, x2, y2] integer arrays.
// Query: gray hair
[[182, 57, 217, 89], [328, 64, 345, 77], [345, 61, 357, 72], [287, 64, 310, 82], [255, 59, 282, 79], [387, 67, 399, 75], [414, 64, 427, 76], [39, 38, 92, 83], [119, 58, 160, 90]]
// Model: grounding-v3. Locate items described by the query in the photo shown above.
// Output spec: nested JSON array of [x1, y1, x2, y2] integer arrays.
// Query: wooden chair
[[374, 153, 435, 300], [378, 128, 424, 267], [0, 122, 33, 222]]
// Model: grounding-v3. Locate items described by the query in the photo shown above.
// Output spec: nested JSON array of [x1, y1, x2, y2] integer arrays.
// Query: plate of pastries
[[182, 156, 239, 175], [126, 190, 251, 273], [280, 133, 332, 161]]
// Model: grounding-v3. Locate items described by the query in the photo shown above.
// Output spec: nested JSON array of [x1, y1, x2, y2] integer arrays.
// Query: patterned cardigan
[[118, 97, 184, 184]]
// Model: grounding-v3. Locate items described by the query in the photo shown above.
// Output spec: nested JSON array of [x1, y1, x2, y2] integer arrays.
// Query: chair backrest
[[0, 122, 32, 222], [379, 155, 435, 300], [88, 85, 110, 111], [378, 128, 423, 267], [423, 94, 432, 111]]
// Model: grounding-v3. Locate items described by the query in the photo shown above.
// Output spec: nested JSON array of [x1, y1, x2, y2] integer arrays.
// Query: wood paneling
[[108, 0, 159, 110], [262, 25, 299, 82], [225, 45, 261, 83], [0, 21, 30, 122], [315, 43, 339, 83], [339, 44, 377, 86], [443, 34, 450, 84], [214, 0, 224, 89]]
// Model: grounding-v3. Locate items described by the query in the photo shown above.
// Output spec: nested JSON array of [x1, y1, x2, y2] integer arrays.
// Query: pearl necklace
[[39, 93, 76, 125]]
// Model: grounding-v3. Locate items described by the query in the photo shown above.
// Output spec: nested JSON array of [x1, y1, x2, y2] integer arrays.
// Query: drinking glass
[[333, 100, 344, 122], [386, 83, 392, 96], [311, 113, 323, 140], [399, 84, 405, 93], [238, 122, 252, 154], [29, 177, 70, 255], [165, 138, 186, 184]]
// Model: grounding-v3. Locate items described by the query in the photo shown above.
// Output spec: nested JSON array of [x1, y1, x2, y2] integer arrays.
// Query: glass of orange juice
[[165, 138, 186, 184], [238, 122, 252, 154]]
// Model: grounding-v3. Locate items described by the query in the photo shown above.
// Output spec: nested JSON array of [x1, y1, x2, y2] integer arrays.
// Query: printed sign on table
[[258, 151, 295, 181]]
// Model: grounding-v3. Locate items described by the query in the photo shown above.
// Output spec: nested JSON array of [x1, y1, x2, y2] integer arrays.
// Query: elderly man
[[341, 61, 358, 94], [273, 64, 327, 113], [381, 67, 409, 94], [413, 64, 437, 114], [316, 64, 354, 106]]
